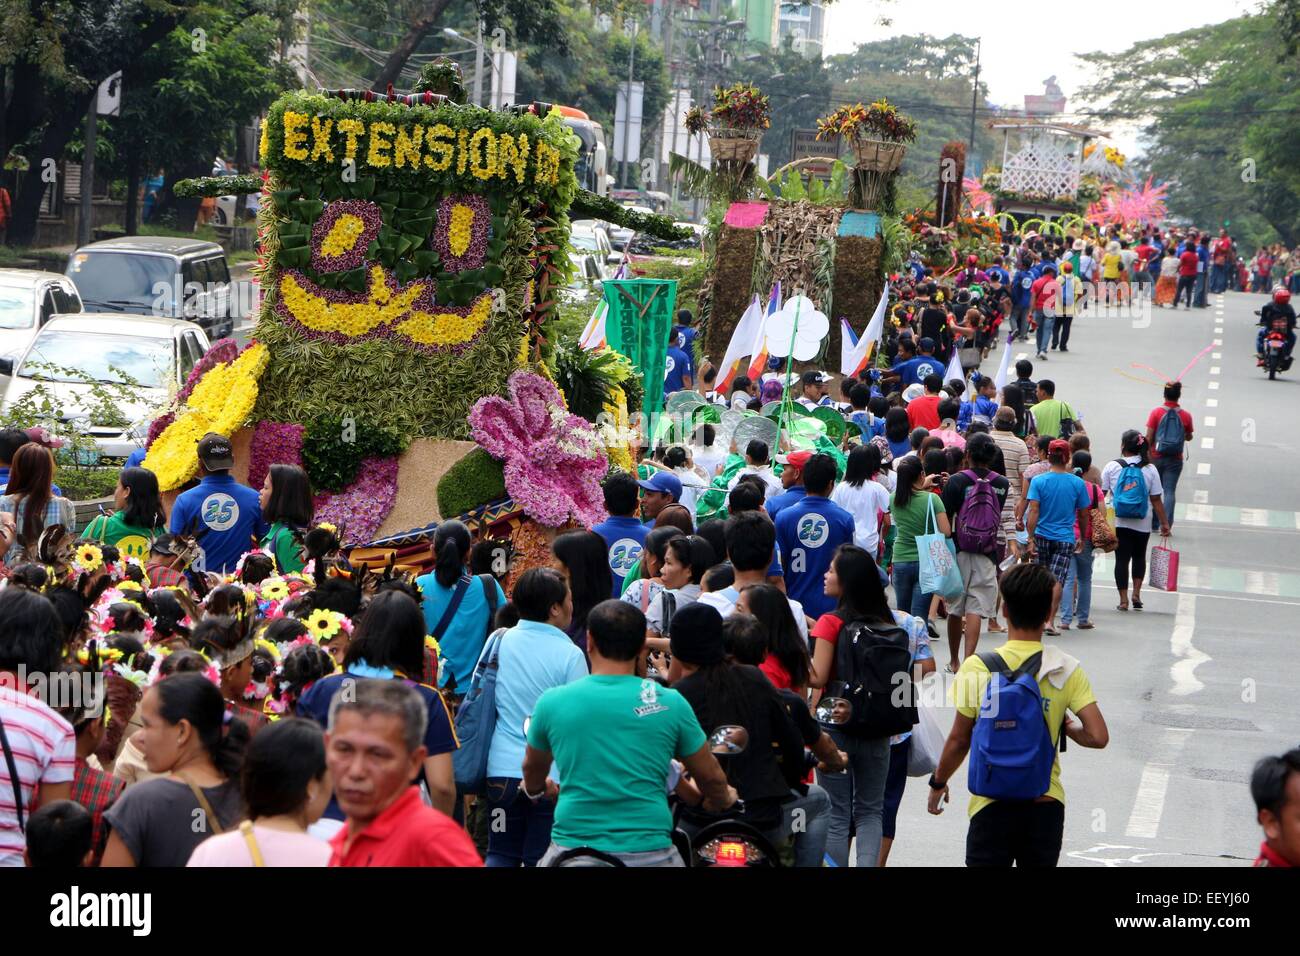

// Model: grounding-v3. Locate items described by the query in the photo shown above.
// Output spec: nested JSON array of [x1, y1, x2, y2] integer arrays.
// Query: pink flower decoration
[[433, 194, 491, 273], [468, 371, 608, 528], [312, 456, 399, 546], [311, 200, 382, 274], [145, 411, 175, 450], [247, 421, 305, 493]]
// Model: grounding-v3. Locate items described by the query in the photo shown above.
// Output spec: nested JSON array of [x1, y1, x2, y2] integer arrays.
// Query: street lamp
[[442, 26, 486, 105]]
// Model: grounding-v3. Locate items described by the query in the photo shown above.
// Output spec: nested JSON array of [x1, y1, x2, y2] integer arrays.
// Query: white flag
[[944, 347, 964, 388], [841, 285, 888, 377], [716, 294, 763, 392], [992, 331, 1014, 392], [578, 299, 607, 351]]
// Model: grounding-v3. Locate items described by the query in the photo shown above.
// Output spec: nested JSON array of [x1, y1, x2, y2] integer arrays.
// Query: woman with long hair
[[83, 466, 165, 560], [297, 590, 459, 821], [259, 464, 313, 574], [191, 614, 268, 735], [1001, 385, 1035, 441], [889, 456, 950, 620], [101, 673, 250, 866], [833, 444, 893, 560], [646, 534, 714, 649], [1100, 430, 1170, 612], [188, 718, 332, 866], [621, 526, 685, 615], [551, 530, 613, 651], [0, 443, 74, 563], [811, 544, 934, 867], [416, 519, 505, 695], [736, 583, 812, 692]]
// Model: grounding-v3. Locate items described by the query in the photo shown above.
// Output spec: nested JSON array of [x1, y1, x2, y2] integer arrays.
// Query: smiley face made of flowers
[[276, 196, 497, 354]]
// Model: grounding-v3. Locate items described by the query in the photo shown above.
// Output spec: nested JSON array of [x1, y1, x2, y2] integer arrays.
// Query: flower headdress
[[302, 609, 353, 644]]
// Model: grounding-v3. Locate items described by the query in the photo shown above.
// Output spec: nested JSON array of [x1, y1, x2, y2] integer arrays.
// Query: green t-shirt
[[83, 512, 158, 562], [890, 488, 942, 564], [528, 674, 706, 854], [1030, 398, 1076, 441], [262, 521, 305, 574]]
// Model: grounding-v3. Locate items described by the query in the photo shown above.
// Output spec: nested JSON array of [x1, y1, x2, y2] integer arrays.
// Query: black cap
[[196, 432, 234, 471], [669, 603, 725, 666]]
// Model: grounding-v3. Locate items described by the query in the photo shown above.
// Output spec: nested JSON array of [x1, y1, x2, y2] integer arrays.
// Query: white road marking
[[1208, 381, 1219, 390], [1213, 338, 1222, 345], [1210, 366, 1221, 375], [1201, 437, 1214, 449], [1125, 728, 1194, 839], [1206, 398, 1218, 407], [1182, 503, 1214, 522], [1197, 462, 1212, 475], [1016, 352, 1028, 361], [1203, 416, 1216, 427], [1212, 351, 1221, 359], [1240, 508, 1271, 528], [1193, 489, 1209, 504], [1170, 592, 1208, 697]]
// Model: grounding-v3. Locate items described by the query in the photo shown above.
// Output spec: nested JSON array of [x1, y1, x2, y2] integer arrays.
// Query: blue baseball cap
[[637, 471, 682, 501]]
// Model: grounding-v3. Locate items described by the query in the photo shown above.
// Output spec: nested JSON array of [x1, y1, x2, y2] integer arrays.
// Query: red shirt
[[1178, 250, 1200, 277], [1254, 841, 1294, 867], [1146, 402, 1193, 460], [758, 653, 794, 691], [907, 394, 942, 430], [1134, 244, 1156, 271], [329, 786, 483, 867], [1030, 274, 1058, 310]]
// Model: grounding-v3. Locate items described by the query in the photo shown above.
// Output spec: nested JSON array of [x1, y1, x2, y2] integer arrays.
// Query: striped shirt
[[0, 685, 76, 866], [0, 495, 77, 565]]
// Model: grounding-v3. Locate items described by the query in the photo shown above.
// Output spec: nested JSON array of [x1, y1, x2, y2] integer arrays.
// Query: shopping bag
[[917, 495, 964, 602], [1149, 544, 1179, 591], [906, 695, 948, 777]]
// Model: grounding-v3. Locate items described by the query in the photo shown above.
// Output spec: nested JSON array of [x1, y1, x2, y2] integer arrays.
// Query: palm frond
[[669, 152, 715, 200]]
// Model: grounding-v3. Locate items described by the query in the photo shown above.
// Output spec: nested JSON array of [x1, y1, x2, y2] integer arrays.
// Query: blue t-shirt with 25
[[169, 473, 266, 574], [775, 494, 856, 618], [592, 515, 649, 597], [1027, 470, 1091, 543]]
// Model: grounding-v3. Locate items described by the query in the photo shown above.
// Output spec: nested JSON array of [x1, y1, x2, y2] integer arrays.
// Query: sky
[[821, 0, 1259, 157]]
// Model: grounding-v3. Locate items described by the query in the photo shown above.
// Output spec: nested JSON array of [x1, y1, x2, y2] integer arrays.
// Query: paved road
[[885, 287, 1297, 868]]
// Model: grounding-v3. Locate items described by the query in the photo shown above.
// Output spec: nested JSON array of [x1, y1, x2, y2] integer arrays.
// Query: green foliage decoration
[[436, 448, 508, 518]]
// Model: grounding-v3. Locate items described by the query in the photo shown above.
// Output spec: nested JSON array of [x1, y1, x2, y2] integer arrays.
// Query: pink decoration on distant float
[[1087, 177, 1169, 229], [468, 371, 608, 529]]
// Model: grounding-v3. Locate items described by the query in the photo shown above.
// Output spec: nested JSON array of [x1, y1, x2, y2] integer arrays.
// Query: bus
[[557, 106, 608, 196]]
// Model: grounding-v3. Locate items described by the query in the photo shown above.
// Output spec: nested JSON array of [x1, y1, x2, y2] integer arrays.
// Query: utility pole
[[620, 19, 637, 189], [967, 37, 981, 157], [78, 98, 96, 247], [472, 21, 485, 107]]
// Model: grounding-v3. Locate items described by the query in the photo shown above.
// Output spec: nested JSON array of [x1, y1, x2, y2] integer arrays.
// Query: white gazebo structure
[[988, 120, 1109, 224]]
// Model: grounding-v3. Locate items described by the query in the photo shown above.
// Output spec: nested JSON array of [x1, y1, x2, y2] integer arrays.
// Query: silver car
[[0, 269, 83, 364], [0, 314, 210, 461]]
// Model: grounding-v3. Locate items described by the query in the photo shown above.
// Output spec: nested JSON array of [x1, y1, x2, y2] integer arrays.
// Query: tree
[[1, 0, 201, 246], [1076, 8, 1300, 247]]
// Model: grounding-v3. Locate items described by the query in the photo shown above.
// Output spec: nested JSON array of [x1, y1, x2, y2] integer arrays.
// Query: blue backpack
[[1112, 458, 1149, 518], [968, 651, 1057, 801], [452, 629, 506, 795], [1154, 406, 1186, 456]]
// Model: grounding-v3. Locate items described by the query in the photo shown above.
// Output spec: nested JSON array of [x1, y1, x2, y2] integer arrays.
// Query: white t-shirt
[[727, 465, 783, 501], [673, 468, 710, 514], [622, 578, 665, 613], [691, 445, 727, 478], [1099, 455, 1164, 531], [730, 394, 753, 411], [697, 585, 810, 642], [831, 479, 893, 555]]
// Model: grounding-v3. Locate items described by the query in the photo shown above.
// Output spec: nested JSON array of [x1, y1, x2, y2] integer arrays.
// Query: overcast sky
[[821, 0, 1258, 157]]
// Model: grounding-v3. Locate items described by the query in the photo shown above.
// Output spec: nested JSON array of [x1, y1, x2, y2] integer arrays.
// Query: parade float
[[152, 64, 685, 569]]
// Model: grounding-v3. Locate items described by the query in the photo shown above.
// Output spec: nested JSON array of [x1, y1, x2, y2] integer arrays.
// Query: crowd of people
[[1, 223, 1297, 872]]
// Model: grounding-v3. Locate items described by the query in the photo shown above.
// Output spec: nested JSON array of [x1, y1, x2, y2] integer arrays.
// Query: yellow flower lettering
[[468, 127, 496, 180], [456, 128, 469, 175], [310, 116, 335, 163], [282, 110, 310, 160], [393, 124, 424, 169], [424, 124, 454, 171], [497, 132, 529, 184], [337, 119, 366, 160], [366, 121, 396, 168]]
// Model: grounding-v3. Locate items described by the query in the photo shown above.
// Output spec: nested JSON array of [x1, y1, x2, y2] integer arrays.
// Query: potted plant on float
[[817, 98, 916, 210], [702, 83, 770, 167]]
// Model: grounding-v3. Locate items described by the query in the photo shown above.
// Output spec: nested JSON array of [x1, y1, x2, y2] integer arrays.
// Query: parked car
[[0, 269, 83, 365], [570, 219, 614, 264], [606, 204, 656, 251], [0, 315, 210, 461], [65, 236, 235, 340]]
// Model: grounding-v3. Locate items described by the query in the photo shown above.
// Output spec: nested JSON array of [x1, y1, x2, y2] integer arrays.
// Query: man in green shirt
[[1028, 379, 1081, 441], [526, 600, 736, 866]]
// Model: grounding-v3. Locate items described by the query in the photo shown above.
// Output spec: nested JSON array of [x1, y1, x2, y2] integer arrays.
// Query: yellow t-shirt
[[953, 640, 1097, 818], [1102, 253, 1122, 280]]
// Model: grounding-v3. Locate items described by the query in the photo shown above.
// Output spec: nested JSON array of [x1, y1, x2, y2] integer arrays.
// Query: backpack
[[831, 616, 917, 738], [451, 629, 506, 795], [1154, 406, 1186, 456], [1112, 458, 1149, 518], [953, 469, 1002, 554], [968, 651, 1057, 800]]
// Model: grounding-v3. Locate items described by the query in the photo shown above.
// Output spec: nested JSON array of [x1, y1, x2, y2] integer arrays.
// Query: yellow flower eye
[[321, 213, 367, 257]]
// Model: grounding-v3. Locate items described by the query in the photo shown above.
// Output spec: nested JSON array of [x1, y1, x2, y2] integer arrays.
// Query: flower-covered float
[[150, 68, 669, 569]]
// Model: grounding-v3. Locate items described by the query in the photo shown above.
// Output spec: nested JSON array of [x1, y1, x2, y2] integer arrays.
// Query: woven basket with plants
[[698, 83, 770, 168], [817, 98, 916, 210]]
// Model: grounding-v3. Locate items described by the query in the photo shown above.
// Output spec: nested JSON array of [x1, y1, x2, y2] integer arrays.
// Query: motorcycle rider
[[668, 603, 841, 866], [1257, 286, 1297, 365]]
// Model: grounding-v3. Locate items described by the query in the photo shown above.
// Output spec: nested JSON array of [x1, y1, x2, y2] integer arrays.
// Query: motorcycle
[[672, 725, 782, 868], [1263, 316, 1293, 380]]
